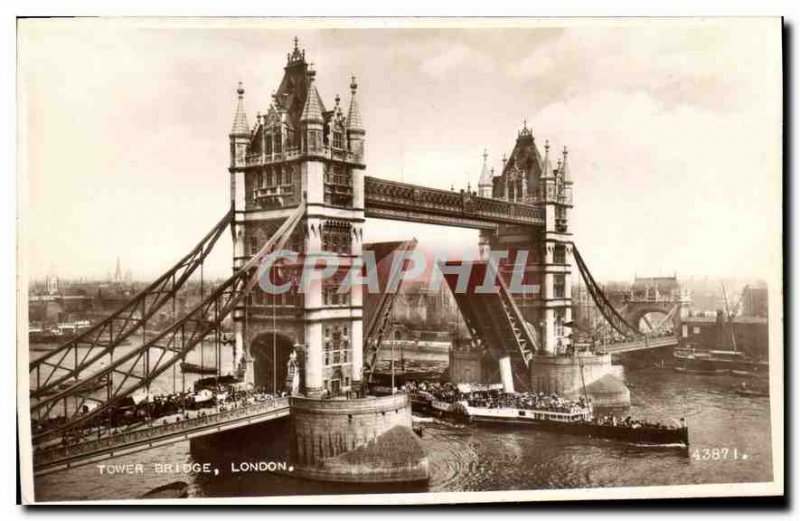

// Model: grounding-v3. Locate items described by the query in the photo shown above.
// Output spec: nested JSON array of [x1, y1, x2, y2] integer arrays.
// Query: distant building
[[46, 275, 59, 295], [628, 276, 688, 303], [113, 257, 123, 284], [682, 312, 768, 361], [741, 284, 768, 318], [391, 281, 458, 331]]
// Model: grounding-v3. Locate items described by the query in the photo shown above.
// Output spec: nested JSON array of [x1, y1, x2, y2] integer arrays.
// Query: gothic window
[[555, 309, 565, 338], [323, 281, 348, 306], [555, 206, 568, 232], [273, 132, 282, 153], [553, 243, 566, 264], [265, 132, 273, 155], [309, 130, 319, 151], [323, 164, 353, 207], [323, 324, 351, 368], [321, 221, 352, 254], [554, 274, 566, 299], [333, 129, 344, 149]]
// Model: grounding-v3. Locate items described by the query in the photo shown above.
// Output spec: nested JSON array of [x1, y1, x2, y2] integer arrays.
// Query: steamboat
[[410, 391, 689, 446]]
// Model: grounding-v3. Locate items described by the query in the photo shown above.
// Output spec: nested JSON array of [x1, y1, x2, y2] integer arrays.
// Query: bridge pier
[[289, 394, 428, 483], [528, 353, 629, 407], [498, 356, 515, 393]]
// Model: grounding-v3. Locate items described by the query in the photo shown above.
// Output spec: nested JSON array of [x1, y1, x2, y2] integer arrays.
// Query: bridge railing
[[364, 176, 544, 227], [34, 397, 290, 468], [594, 335, 678, 355]]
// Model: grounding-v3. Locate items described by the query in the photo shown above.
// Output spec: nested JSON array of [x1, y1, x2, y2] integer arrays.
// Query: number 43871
[[692, 448, 746, 461]]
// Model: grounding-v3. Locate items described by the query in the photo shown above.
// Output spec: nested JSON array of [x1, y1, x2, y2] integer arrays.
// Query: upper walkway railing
[[364, 176, 545, 229]]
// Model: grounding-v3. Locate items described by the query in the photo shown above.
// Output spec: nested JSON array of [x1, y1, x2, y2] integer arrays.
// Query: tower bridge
[[28, 39, 682, 480]]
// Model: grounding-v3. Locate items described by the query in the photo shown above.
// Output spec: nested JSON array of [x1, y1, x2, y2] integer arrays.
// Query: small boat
[[410, 392, 688, 446], [673, 366, 726, 375], [180, 362, 218, 375], [734, 387, 769, 397], [732, 382, 769, 397], [139, 481, 189, 499], [730, 369, 768, 379], [56, 374, 109, 392]]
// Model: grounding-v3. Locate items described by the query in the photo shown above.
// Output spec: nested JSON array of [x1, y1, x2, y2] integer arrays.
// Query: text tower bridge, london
[[27, 40, 680, 477]]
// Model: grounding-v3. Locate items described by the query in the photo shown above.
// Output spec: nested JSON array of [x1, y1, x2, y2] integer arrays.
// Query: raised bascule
[[27, 40, 687, 481]]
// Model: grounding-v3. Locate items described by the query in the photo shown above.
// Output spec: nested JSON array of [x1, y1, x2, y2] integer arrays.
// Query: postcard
[[16, 17, 784, 504]]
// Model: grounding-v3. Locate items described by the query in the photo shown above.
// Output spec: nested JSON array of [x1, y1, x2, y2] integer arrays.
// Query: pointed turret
[[346, 76, 365, 160], [561, 146, 571, 183], [230, 82, 249, 137], [300, 69, 324, 124], [478, 149, 493, 198], [346, 76, 365, 135], [541, 140, 553, 178]]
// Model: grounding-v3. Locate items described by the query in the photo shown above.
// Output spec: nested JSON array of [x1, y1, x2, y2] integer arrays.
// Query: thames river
[[33, 357, 773, 501]]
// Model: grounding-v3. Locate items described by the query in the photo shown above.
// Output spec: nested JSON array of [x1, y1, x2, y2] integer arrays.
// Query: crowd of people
[[595, 413, 686, 431], [403, 381, 588, 414], [32, 384, 285, 449], [403, 381, 686, 432]]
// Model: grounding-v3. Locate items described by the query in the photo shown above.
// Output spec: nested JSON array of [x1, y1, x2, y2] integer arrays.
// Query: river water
[[32, 355, 774, 501]]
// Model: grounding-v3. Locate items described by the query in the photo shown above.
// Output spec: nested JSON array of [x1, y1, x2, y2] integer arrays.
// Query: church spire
[[229, 82, 249, 137], [346, 76, 365, 134]]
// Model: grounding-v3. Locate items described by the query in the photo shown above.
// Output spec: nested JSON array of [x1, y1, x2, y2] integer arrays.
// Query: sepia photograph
[[15, 17, 784, 504]]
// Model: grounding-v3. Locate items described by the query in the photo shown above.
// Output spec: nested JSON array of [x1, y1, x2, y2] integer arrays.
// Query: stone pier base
[[290, 394, 429, 483], [529, 353, 630, 407]]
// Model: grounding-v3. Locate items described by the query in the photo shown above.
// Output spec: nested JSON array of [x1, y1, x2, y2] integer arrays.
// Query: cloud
[[510, 21, 776, 112], [419, 42, 496, 78], [18, 20, 781, 284]]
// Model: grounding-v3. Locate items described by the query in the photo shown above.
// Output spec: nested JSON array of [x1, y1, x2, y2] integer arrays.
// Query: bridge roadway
[[595, 336, 678, 355], [33, 397, 290, 476]]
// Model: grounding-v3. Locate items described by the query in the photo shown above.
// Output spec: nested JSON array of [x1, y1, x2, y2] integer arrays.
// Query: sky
[[18, 18, 782, 283]]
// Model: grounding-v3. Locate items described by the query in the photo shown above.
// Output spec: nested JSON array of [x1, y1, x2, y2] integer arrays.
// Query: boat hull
[[410, 396, 688, 446]]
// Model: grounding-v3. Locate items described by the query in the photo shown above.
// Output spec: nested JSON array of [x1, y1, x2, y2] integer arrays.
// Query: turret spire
[[300, 69, 324, 124], [561, 146, 571, 183], [541, 139, 553, 178], [478, 149, 493, 197], [230, 82, 249, 137], [346, 76, 365, 134]]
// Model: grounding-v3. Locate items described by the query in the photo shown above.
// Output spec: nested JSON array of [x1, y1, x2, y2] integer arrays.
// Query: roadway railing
[[595, 336, 678, 355], [34, 397, 290, 471]]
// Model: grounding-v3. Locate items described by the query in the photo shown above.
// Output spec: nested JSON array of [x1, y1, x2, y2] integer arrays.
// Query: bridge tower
[[226, 41, 425, 480], [481, 125, 574, 357], [476, 125, 628, 404], [229, 39, 366, 398]]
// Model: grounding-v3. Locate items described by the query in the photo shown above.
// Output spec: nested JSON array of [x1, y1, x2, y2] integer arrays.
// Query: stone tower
[[228, 39, 366, 398], [481, 123, 574, 356]]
